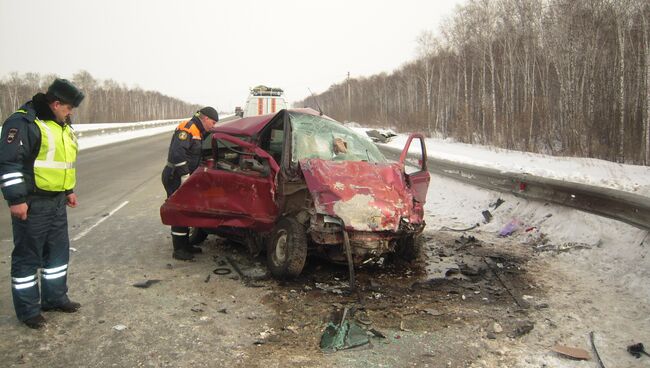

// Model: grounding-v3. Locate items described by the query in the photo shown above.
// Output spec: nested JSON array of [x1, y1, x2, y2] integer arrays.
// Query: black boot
[[43, 300, 81, 313], [172, 236, 194, 261], [185, 245, 202, 254], [23, 314, 47, 329]]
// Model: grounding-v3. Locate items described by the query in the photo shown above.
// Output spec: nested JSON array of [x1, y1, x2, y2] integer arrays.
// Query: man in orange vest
[[161, 107, 218, 260]]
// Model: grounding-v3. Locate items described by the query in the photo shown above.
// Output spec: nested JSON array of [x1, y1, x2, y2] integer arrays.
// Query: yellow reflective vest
[[32, 118, 78, 191]]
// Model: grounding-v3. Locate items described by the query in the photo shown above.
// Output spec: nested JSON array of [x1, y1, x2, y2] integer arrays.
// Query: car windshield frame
[[289, 112, 387, 164]]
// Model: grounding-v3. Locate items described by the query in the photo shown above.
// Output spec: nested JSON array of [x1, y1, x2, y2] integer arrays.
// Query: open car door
[[398, 134, 430, 204], [160, 133, 280, 231]]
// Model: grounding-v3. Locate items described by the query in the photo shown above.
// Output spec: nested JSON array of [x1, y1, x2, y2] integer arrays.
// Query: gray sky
[[0, 0, 464, 111]]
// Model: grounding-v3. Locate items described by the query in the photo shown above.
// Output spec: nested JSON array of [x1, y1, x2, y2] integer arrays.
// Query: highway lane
[[0, 132, 171, 242], [0, 115, 238, 243], [0, 116, 268, 365]]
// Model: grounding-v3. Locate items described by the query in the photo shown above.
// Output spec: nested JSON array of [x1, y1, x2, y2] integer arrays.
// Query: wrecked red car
[[161, 108, 430, 278]]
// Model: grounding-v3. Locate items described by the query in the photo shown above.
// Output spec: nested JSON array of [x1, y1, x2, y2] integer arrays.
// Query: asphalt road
[[0, 132, 171, 243], [0, 122, 268, 367], [0, 113, 239, 242]]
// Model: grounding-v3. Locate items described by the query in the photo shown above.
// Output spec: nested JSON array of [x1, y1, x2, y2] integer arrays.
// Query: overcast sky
[[0, 0, 465, 111]]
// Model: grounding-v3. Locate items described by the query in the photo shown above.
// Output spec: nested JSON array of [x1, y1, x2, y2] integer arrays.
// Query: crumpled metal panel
[[160, 133, 280, 231], [160, 169, 278, 231], [300, 159, 424, 232]]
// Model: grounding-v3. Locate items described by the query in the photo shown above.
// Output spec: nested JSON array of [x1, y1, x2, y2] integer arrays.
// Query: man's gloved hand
[[180, 174, 190, 184]]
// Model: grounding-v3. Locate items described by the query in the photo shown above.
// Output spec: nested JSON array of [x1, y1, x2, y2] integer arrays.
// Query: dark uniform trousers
[[11, 193, 71, 321], [161, 166, 188, 245]]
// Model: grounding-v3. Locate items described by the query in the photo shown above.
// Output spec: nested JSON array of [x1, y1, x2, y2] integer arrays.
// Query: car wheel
[[397, 234, 424, 261], [266, 217, 308, 279], [188, 227, 208, 246]]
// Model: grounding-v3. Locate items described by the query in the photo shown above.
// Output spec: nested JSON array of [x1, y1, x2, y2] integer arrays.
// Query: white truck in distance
[[242, 85, 288, 117]]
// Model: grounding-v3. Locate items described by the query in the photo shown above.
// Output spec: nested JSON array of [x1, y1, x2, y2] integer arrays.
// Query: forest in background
[[297, 0, 650, 165], [0, 70, 201, 124]]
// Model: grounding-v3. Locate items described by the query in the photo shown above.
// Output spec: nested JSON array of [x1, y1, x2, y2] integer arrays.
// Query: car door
[[160, 133, 280, 231], [398, 134, 430, 203]]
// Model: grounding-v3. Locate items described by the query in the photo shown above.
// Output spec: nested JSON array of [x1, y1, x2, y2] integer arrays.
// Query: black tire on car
[[397, 234, 424, 261], [266, 217, 308, 279], [188, 227, 208, 246]]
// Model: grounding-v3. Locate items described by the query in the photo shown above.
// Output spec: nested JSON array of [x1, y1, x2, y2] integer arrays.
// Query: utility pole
[[347, 71, 351, 122]]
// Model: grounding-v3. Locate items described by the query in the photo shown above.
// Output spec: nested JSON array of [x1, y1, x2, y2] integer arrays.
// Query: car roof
[[212, 108, 329, 137]]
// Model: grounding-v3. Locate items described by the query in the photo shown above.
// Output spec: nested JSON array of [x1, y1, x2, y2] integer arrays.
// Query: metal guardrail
[[380, 146, 650, 231], [75, 120, 182, 138]]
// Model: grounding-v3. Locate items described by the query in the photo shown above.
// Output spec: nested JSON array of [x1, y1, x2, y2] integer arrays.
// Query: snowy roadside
[[75, 114, 234, 151], [346, 125, 650, 197], [77, 122, 180, 151], [72, 119, 650, 366]]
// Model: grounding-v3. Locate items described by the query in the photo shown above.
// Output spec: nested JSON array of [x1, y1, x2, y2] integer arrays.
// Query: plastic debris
[[368, 328, 386, 338], [590, 332, 606, 368], [320, 308, 369, 352], [112, 324, 127, 331], [365, 129, 397, 143], [499, 219, 522, 237], [482, 210, 493, 223], [627, 342, 650, 358], [490, 198, 505, 209], [510, 321, 534, 337], [132, 279, 161, 288], [552, 345, 591, 360]]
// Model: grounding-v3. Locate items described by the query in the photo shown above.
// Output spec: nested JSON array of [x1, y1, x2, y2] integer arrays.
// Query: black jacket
[[165, 116, 208, 177], [0, 93, 73, 205]]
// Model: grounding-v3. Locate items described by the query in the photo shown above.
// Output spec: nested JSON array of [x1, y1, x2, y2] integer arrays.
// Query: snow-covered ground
[[77, 119, 649, 366], [348, 126, 650, 196], [343, 125, 650, 294], [75, 119, 181, 151], [75, 115, 234, 151]]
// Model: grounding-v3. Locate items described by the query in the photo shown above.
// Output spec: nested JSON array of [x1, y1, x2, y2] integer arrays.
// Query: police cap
[[199, 106, 219, 122], [47, 78, 85, 107]]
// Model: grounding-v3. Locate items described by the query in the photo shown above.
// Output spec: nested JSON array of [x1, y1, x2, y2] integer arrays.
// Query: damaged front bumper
[[308, 214, 424, 264]]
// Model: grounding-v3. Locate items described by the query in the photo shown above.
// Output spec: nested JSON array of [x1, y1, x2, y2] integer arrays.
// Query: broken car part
[[320, 307, 369, 352], [132, 279, 161, 289], [627, 343, 650, 358], [590, 331, 606, 368]]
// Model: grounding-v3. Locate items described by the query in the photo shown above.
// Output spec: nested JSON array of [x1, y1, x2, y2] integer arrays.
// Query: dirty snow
[[78, 119, 650, 367], [347, 125, 650, 197]]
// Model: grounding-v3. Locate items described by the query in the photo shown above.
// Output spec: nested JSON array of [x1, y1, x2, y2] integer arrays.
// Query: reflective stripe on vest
[[33, 119, 78, 191]]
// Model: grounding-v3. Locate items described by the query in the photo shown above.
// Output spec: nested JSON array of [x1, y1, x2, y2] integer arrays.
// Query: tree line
[[0, 70, 201, 124], [297, 0, 650, 165]]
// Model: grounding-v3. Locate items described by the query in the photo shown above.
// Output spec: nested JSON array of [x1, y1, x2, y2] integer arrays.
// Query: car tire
[[397, 234, 424, 261], [188, 227, 208, 246], [266, 217, 308, 279]]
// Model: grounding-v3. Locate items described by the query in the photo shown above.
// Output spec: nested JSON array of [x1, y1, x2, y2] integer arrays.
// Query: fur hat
[[47, 78, 85, 107]]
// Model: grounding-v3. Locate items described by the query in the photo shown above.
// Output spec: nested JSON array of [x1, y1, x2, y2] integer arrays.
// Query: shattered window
[[289, 112, 386, 164]]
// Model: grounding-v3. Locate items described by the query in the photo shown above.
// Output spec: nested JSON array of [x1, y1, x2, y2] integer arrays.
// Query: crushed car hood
[[300, 159, 424, 232]]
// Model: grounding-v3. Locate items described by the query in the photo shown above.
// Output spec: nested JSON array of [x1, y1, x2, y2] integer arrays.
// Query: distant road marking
[[72, 201, 129, 241]]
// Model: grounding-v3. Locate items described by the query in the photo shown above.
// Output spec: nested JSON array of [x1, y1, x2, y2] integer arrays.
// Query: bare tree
[[295, 0, 649, 165], [0, 71, 202, 124]]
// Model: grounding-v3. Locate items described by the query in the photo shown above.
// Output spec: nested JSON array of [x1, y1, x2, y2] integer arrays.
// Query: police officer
[[0, 78, 84, 329], [162, 106, 218, 261]]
